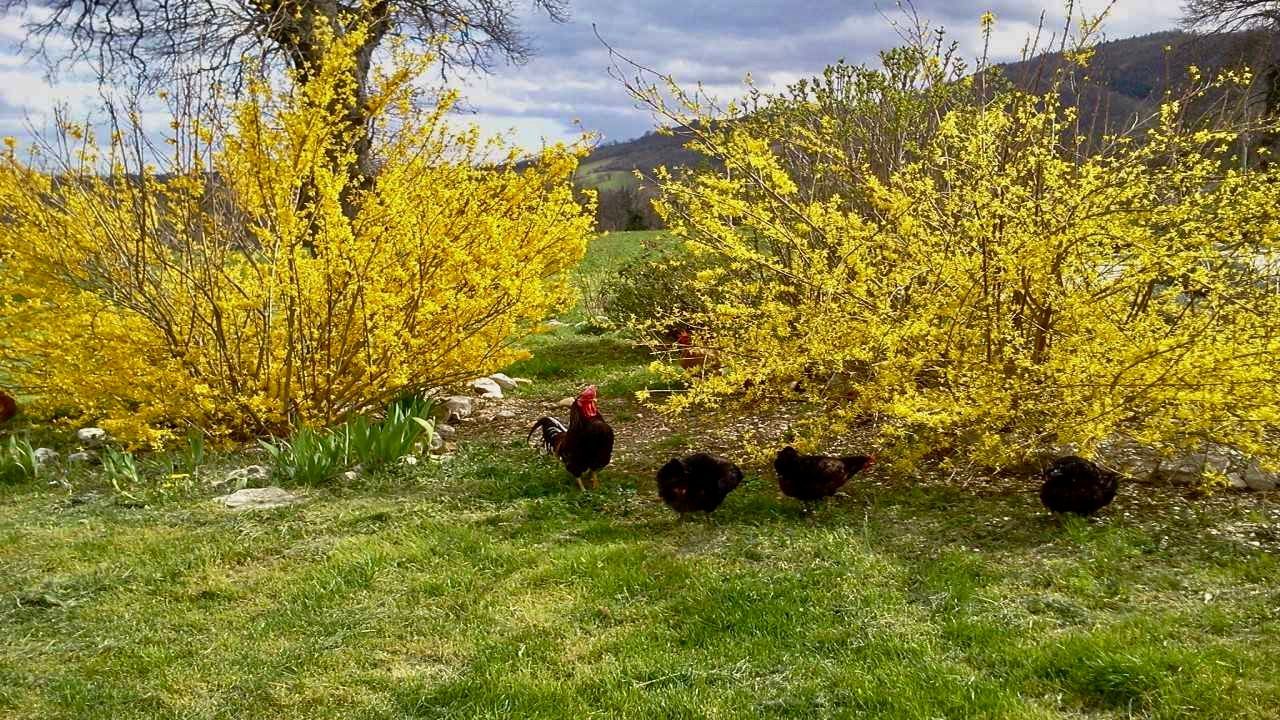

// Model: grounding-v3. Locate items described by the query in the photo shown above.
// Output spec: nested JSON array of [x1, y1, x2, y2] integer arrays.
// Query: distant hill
[[578, 29, 1276, 194], [998, 29, 1274, 137], [575, 128, 711, 192]]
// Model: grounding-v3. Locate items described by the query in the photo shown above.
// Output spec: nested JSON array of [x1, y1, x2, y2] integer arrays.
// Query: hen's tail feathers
[[527, 417, 567, 454]]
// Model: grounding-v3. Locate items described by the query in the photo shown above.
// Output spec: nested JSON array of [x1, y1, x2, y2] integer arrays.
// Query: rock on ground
[[556, 396, 575, 408], [489, 373, 520, 391], [470, 377, 504, 399], [435, 423, 457, 440], [1239, 463, 1278, 491], [1092, 437, 1160, 481], [444, 396, 474, 423], [225, 465, 271, 488], [34, 448, 59, 465], [76, 427, 108, 447], [216, 486, 304, 511], [1092, 438, 1278, 491], [67, 451, 96, 465]]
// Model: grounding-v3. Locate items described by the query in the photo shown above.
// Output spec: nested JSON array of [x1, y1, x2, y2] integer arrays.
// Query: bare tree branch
[[1, 0, 570, 85]]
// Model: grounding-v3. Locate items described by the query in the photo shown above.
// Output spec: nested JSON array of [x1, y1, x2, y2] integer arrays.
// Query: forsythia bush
[[630, 23, 1280, 471], [0, 28, 593, 445]]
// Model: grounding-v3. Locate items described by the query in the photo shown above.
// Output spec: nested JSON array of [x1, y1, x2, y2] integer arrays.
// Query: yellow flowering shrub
[[0, 29, 593, 445], [628, 25, 1280, 472]]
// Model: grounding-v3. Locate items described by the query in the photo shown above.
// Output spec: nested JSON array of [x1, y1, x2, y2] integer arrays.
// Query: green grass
[[2, 447, 1277, 719], [572, 230, 671, 286], [504, 230, 678, 400], [2, 230, 1278, 718], [577, 169, 637, 192], [575, 161, 642, 192]]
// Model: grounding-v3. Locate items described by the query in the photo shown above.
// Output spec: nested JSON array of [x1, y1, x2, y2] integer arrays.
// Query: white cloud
[[0, 0, 1190, 150]]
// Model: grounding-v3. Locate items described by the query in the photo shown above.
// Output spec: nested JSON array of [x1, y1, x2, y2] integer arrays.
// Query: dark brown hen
[[1040, 455, 1119, 516], [656, 452, 744, 517], [0, 390, 16, 424], [774, 446, 874, 511], [528, 385, 614, 490]]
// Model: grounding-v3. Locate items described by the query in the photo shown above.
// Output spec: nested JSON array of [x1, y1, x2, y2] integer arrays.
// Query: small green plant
[[346, 398, 436, 470], [0, 436, 40, 484], [149, 429, 208, 481], [101, 447, 142, 493], [261, 426, 350, 485], [181, 429, 206, 473]]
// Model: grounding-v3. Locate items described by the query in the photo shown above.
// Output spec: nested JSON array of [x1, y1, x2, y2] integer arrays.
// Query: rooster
[[774, 446, 875, 512], [0, 390, 16, 424], [1040, 455, 1119, 516], [656, 452, 744, 518], [528, 385, 615, 490]]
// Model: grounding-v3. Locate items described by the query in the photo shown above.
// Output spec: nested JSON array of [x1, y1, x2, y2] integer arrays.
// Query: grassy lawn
[[2, 231, 1279, 718]]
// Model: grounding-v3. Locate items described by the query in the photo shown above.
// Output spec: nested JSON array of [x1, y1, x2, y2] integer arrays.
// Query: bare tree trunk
[[268, 0, 389, 223], [1261, 49, 1280, 167]]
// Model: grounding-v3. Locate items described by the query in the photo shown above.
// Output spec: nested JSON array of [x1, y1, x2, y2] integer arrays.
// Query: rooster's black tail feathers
[[528, 417, 567, 454]]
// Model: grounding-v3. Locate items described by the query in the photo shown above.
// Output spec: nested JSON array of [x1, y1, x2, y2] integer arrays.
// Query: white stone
[[67, 451, 95, 465], [1159, 453, 1208, 486], [34, 447, 59, 465], [342, 470, 361, 482], [435, 423, 456, 440], [496, 410, 516, 420], [216, 486, 304, 511], [1128, 442, 1280, 490], [469, 377, 504, 399], [489, 373, 520, 391], [1095, 437, 1160, 481], [444, 396, 474, 423], [1241, 463, 1278, 491], [226, 465, 271, 488], [76, 427, 108, 447], [556, 396, 575, 408], [400, 454, 419, 467]]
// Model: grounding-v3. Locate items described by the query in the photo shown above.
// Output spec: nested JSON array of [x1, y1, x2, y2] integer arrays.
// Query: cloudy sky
[[0, 1, 1187, 150]]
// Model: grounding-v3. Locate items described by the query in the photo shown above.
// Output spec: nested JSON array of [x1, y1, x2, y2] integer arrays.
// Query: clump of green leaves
[[180, 429, 206, 473], [102, 447, 142, 491], [263, 397, 436, 484], [261, 426, 349, 485], [0, 436, 40, 484], [346, 397, 436, 470]]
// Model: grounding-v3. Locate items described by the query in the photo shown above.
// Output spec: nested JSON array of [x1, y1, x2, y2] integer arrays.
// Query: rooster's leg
[[575, 475, 586, 492], [589, 470, 600, 490]]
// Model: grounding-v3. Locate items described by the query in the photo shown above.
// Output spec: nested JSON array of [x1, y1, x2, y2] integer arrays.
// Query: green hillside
[[578, 29, 1275, 191]]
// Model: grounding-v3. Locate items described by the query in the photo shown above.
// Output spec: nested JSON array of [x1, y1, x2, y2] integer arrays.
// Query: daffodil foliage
[[634, 34, 1280, 472], [0, 28, 592, 445]]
